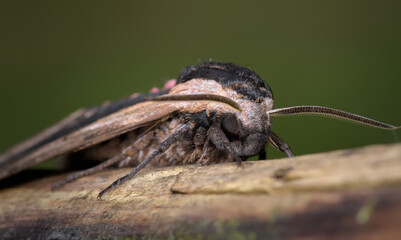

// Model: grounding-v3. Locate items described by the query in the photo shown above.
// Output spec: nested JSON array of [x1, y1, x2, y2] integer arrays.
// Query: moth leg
[[117, 131, 156, 167], [269, 131, 294, 157], [52, 145, 137, 190], [198, 142, 210, 165], [189, 126, 208, 164], [239, 134, 269, 157], [97, 121, 194, 199], [258, 148, 266, 160], [208, 123, 242, 165]]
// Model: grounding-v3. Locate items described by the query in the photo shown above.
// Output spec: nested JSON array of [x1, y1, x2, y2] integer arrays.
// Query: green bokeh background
[[1, 1, 400, 163]]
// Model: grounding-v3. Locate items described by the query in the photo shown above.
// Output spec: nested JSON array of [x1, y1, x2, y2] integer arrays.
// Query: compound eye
[[221, 114, 240, 138]]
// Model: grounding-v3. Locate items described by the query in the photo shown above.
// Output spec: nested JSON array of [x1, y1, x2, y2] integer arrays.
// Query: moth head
[[176, 62, 275, 134]]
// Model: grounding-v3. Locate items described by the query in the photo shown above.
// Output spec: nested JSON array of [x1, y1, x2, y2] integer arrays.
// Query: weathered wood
[[1, 143, 401, 239]]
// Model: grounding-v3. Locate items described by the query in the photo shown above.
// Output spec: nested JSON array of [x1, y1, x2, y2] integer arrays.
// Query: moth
[[0, 62, 398, 199]]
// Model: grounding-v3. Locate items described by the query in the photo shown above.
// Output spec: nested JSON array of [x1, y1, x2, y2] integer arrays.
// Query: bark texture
[[1, 143, 401, 239]]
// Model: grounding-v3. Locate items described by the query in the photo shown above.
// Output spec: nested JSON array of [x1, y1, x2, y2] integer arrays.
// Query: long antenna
[[268, 106, 399, 130]]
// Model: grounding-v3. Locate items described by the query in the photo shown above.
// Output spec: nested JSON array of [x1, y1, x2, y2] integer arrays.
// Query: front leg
[[269, 131, 294, 157], [207, 123, 243, 165], [237, 133, 269, 157]]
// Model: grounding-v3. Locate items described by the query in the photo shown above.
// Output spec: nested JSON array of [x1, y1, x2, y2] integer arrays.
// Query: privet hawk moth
[[0, 62, 398, 199]]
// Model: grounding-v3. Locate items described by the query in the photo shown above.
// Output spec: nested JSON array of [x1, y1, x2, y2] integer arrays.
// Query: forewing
[[0, 100, 181, 180], [0, 91, 169, 165], [0, 94, 240, 181]]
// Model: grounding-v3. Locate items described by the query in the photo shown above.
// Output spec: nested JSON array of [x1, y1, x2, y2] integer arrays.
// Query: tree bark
[[1, 143, 401, 239]]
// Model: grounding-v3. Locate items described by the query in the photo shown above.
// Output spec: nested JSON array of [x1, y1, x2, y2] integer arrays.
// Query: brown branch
[[1, 143, 401, 239]]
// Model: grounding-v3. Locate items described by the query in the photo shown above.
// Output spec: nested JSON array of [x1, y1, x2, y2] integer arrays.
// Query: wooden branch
[[1, 143, 401, 239]]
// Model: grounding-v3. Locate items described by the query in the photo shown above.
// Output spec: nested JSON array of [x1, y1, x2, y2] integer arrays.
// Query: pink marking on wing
[[163, 79, 177, 90], [150, 87, 160, 93], [149, 79, 177, 93]]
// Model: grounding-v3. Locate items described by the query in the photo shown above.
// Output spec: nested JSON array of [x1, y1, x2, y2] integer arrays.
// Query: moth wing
[[0, 100, 181, 181]]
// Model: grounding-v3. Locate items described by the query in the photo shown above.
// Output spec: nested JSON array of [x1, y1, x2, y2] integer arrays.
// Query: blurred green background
[[0, 1, 400, 163]]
